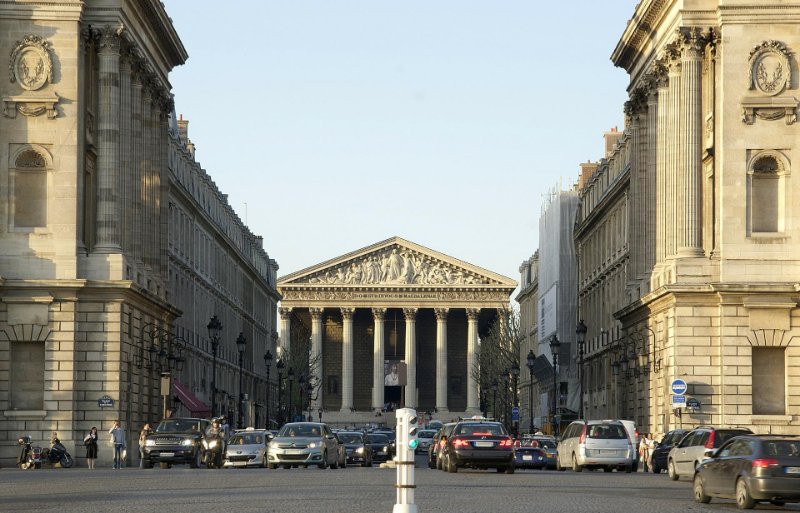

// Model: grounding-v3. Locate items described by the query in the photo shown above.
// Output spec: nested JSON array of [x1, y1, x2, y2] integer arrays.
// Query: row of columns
[[278, 306, 482, 413]]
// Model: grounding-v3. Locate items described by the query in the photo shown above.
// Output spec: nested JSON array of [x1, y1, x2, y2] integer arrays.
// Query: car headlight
[[308, 442, 317, 448], [181, 439, 194, 446], [202, 440, 209, 449], [145, 440, 155, 447], [208, 440, 218, 449], [355, 448, 364, 454], [383, 446, 388, 452], [269, 442, 279, 449]]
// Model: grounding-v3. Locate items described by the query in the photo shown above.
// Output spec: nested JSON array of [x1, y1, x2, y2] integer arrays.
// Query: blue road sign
[[671, 379, 688, 395], [511, 406, 520, 422]]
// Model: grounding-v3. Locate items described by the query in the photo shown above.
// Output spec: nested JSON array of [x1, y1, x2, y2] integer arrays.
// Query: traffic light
[[407, 414, 419, 451], [394, 408, 418, 513]]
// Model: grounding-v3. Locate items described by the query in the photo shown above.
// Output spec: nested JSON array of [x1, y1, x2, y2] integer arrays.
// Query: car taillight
[[453, 438, 469, 448], [704, 432, 715, 449], [498, 439, 512, 448], [579, 424, 587, 444], [752, 458, 779, 469]]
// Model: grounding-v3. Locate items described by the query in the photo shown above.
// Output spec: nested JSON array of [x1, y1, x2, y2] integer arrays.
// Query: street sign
[[671, 395, 687, 409], [98, 395, 114, 408], [511, 407, 520, 422], [687, 398, 701, 410], [671, 379, 688, 395]]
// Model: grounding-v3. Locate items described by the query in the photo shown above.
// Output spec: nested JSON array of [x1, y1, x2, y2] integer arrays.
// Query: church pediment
[[279, 237, 515, 288]]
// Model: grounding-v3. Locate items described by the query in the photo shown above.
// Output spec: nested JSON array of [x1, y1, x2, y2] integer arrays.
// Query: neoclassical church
[[277, 237, 516, 423]]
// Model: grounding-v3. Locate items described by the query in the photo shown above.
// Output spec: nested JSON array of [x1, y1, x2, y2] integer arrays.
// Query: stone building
[[575, 0, 800, 436], [276, 237, 515, 425], [0, 0, 279, 467], [516, 252, 540, 432]]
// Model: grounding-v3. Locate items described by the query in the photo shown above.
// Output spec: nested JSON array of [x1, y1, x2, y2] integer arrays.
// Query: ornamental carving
[[280, 289, 510, 303], [748, 41, 792, 96], [9, 35, 53, 91]]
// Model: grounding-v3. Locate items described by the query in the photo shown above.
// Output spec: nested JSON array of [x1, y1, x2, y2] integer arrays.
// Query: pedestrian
[[639, 433, 651, 472], [84, 427, 98, 469], [108, 420, 126, 469], [138, 423, 152, 468], [647, 433, 656, 472]]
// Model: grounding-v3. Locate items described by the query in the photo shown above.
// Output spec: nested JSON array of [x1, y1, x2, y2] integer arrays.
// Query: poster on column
[[384, 360, 407, 386]]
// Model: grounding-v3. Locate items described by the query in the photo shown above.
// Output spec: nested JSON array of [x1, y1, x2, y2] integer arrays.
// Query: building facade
[[0, 0, 279, 467], [516, 252, 539, 432], [277, 237, 516, 425]]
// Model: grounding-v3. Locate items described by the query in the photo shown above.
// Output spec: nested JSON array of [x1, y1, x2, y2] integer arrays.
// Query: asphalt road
[[1, 456, 798, 513]]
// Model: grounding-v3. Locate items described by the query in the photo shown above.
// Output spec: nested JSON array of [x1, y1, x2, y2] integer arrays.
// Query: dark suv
[[651, 429, 688, 474], [667, 425, 753, 480], [440, 419, 515, 474], [142, 417, 211, 469]]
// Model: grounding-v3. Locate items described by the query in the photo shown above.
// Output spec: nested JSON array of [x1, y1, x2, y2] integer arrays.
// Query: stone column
[[94, 26, 122, 252], [655, 64, 669, 267], [403, 308, 417, 408], [371, 308, 387, 412], [310, 307, 324, 412], [141, 83, 154, 269], [119, 48, 132, 255], [678, 28, 705, 257], [646, 70, 660, 273], [340, 308, 355, 412], [435, 308, 449, 412], [130, 63, 143, 263], [466, 309, 481, 413], [666, 51, 682, 260], [278, 307, 292, 353]]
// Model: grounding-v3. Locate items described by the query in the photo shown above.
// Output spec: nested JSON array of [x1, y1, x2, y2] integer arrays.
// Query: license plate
[[474, 441, 494, 448], [286, 449, 304, 455], [601, 450, 617, 455], [160, 452, 174, 458], [522, 455, 532, 461], [785, 467, 800, 474]]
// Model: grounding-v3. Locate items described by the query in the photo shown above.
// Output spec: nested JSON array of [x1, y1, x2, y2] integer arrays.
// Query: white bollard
[[393, 408, 418, 513]]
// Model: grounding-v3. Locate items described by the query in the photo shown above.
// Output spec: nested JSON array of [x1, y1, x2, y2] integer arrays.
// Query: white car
[[223, 428, 270, 468], [556, 420, 634, 472], [416, 430, 437, 454]]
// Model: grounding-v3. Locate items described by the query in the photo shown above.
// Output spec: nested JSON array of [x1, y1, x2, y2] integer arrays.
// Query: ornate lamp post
[[549, 335, 561, 436], [207, 316, 222, 417], [576, 320, 588, 420], [236, 332, 247, 429], [263, 349, 273, 430], [526, 349, 536, 434], [288, 367, 295, 421], [276, 358, 285, 426]]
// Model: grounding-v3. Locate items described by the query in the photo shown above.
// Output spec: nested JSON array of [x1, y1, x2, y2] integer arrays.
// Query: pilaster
[[371, 308, 386, 412], [403, 308, 417, 408], [309, 307, 324, 412], [435, 308, 449, 412], [340, 308, 355, 412]]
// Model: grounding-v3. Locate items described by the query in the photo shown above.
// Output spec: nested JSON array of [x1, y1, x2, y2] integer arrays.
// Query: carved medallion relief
[[4, 34, 58, 119], [742, 40, 798, 125]]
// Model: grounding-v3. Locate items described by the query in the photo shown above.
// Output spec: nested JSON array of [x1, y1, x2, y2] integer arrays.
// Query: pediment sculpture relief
[[302, 246, 492, 286]]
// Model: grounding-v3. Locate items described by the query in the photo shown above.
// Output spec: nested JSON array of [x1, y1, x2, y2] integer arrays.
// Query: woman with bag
[[138, 423, 152, 468], [84, 427, 98, 469]]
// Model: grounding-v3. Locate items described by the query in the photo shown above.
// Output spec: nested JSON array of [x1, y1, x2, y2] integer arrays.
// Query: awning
[[172, 379, 211, 417]]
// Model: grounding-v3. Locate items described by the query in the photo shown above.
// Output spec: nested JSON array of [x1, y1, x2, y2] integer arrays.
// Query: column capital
[[279, 307, 292, 320], [309, 307, 324, 320], [677, 27, 706, 61], [340, 307, 355, 320], [96, 25, 123, 54], [466, 308, 480, 321], [371, 307, 387, 320], [434, 308, 449, 321], [403, 307, 418, 320]]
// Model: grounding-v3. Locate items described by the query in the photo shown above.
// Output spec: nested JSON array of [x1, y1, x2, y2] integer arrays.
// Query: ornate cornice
[[612, 0, 670, 72]]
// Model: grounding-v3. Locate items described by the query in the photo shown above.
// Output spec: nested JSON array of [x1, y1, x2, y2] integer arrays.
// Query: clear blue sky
[[161, 1, 638, 285]]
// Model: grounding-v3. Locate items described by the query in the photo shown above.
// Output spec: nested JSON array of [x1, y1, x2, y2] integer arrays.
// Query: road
[[0, 456, 797, 513]]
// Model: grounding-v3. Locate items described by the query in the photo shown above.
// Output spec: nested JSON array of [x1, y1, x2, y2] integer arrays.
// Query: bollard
[[393, 408, 418, 513]]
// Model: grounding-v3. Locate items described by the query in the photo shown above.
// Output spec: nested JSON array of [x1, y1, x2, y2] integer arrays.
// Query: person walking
[[138, 423, 152, 468], [84, 427, 98, 469], [108, 420, 126, 469], [639, 433, 651, 472]]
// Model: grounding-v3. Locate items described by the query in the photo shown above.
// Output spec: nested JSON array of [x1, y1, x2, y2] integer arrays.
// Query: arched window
[[12, 148, 49, 228], [748, 152, 788, 235]]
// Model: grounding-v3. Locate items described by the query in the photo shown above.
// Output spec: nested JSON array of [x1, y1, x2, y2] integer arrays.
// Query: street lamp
[[549, 335, 561, 437], [480, 384, 488, 418], [510, 363, 520, 436], [207, 316, 222, 417], [576, 320, 588, 419], [236, 332, 247, 429], [491, 379, 498, 420], [276, 358, 285, 426], [263, 349, 273, 430], [502, 372, 510, 431], [526, 349, 536, 434], [288, 367, 295, 421]]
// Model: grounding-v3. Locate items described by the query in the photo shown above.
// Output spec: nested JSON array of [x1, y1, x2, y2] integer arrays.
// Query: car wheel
[[556, 456, 566, 472], [318, 452, 328, 470], [160, 462, 171, 469], [603, 467, 612, 473], [60, 455, 74, 468], [34, 463, 41, 469], [446, 454, 457, 473], [770, 500, 786, 507], [668, 460, 679, 481], [268, 463, 277, 470], [142, 458, 153, 469], [625, 465, 632, 473], [736, 478, 756, 510], [505, 464, 515, 475], [693, 474, 711, 504], [572, 454, 583, 473], [283, 464, 291, 469], [331, 455, 339, 469], [651, 464, 661, 474]]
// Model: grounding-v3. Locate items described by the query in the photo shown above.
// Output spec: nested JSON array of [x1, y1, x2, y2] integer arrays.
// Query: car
[[416, 430, 437, 455], [556, 420, 634, 473], [651, 429, 688, 474], [372, 429, 396, 456], [427, 420, 443, 431], [668, 426, 753, 481], [142, 417, 211, 469], [332, 433, 347, 469], [440, 419, 515, 474], [515, 436, 557, 470], [367, 433, 393, 463], [337, 431, 372, 466], [266, 422, 341, 469], [693, 435, 800, 509], [428, 422, 457, 469], [223, 428, 270, 468]]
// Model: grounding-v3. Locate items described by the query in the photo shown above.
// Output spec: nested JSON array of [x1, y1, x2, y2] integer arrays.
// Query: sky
[[160, 0, 639, 287]]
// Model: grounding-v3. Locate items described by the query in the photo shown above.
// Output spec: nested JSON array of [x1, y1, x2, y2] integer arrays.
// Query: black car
[[693, 435, 800, 509], [368, 433, 393, 463], [651, 429, 688, 474], [338, 431, 373, 467], [142, 417, 211, 469], [428, 422, 457, 469], [440, 420, 515, 474]]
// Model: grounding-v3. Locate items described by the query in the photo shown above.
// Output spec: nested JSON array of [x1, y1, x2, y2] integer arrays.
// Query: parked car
[[368, 433, 393, 463], [224, 428, 270, 468], [332, 433, 347, 469], [440, 419, 515, 474], [693, 435, 800, 509], [428, 422, 457, 469], [514, 438, 548, 470], [416, 430, 437, 455], [337, 431, 372, 466], [142, 418, 211, 469], [651, 429, 688, 474], [668, 426, 753, 480], [556, 420, 634, 473], [266, 422, 341, 469]]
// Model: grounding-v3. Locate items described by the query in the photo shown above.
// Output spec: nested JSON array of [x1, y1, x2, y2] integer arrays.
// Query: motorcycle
[[202, 417, 226, 469], [17, 436, 42, 470], [42, 436, 74, 468]]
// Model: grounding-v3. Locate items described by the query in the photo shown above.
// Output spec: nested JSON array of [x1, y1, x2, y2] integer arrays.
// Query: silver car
[[267, 422, 341, 469], [556, 420, 634, 472], [223, 429, 270, 468], [416, 430, 437, 454]]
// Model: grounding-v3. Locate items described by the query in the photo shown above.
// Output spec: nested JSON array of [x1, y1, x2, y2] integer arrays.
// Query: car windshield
[[763, 440, 800, 458], [229, 433, 264, 445], [454, 423, 505, 436], [715, 430, 752, 447], [418, 430, 437, 439], [370, 434, 389, 443], [587, 424, 627, 439], [533, 439, 556, 449], [338, 433, 364, 444], [156, 420, 200, 433], [278, 424, 322, 438]]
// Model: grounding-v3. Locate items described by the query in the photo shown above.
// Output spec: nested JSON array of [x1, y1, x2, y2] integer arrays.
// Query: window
[[10, 341, 44, 410], [752, 347, 785, 415], [748, 152, 788, 235], [12, 149, 48, 228]]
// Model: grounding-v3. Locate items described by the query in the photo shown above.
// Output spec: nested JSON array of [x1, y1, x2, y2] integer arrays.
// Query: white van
[[556, 420, 635, 472], [613, 419, 639, 471]]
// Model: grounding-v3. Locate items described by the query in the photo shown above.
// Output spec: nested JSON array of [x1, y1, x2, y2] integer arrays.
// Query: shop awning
[[172, 379, 211, 417]]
